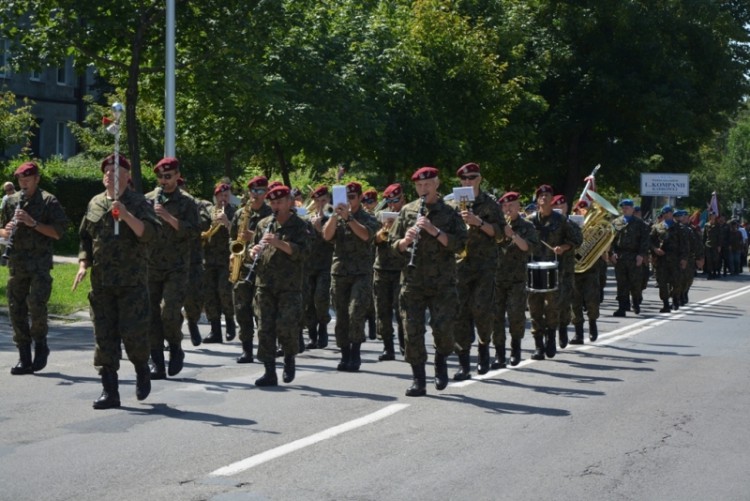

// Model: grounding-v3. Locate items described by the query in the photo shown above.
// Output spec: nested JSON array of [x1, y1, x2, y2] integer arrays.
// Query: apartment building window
[[57, 64, 67, 85], [30, 69, 41, 81], [56, 122, 69, 157], [0, 39, 10, 78]]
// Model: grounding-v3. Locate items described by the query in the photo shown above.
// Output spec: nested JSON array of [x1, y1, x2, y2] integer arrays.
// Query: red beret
[[248, 176, 269, 189], [535, 184, 554, 197], [363, 189, 377, 201], [311, 185, 329, 199], [100, 154, 131, 172], [499, 191, 520, 204], [383, 183, 402, 198], [214, 183, 231, 195], [575, 199, 589, 210], [456, 162, 480, 177], [266, 185, 291, 201], [154, 157, 180, 173], [411, 166, 439, 181], [291, 187, 303, 198], [551, 194, 566, 206], [346, 181, 362, 195], [268, 181, 282, 190], [14, 162, 40, 178]]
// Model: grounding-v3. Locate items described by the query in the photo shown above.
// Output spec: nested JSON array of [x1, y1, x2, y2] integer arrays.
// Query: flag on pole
[[709, 191, 719, 216]]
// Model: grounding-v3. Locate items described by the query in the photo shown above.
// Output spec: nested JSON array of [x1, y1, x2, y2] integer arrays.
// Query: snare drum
[[526, 261, 558, 293]]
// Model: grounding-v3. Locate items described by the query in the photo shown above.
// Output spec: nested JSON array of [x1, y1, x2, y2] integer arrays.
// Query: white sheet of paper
[[379, 211, 399, 222], [453, 186, 475, 203], [332, 185, 347, 208]]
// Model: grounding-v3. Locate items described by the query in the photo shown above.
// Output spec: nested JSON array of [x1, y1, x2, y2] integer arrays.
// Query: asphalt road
[[1, 271, 749, 501]]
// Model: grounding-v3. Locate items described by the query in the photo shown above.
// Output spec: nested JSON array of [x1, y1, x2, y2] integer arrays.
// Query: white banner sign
[[640, 173, 689, 197]]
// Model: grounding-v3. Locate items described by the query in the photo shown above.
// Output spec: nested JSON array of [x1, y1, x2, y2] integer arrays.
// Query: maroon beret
[[575, 199, 590, 210], [214, 183, 231, 195], [154, 157, 180, 173], [363, 189, 378, 201], [268, 181, 283, 190], [383, 183, 402, 198], [535, 184, 554, 197], [311, 185, 329, 199], [411, 166, 439, 181], [499, 191, 520, 204], [551, 194, 566, 206], [100, 154, 131, 172], [14, 162, 40, 178], [266, 185, 291, 201], [346, 181, 362, 195], [248, 176, 269, 189], [456, 162, 480, 177]]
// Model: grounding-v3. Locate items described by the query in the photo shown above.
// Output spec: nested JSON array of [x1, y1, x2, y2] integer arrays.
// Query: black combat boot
[[255, 361, 278, 387], [10, 344, 33, 375], [317, 322, 329, 349], [453, 352, 472, 381], [660, 300, 671, 313], [306, 324, 318, 349], [632, 298, 641, 315], [347, 342, 362, 372], [167, 343, 185, 376], [530, 336, 545, 360], [149, 349, 167, 380], [491, 344, 507, 370], [405, 364, 427, 397], [434, 352, 449, 390], [31, 339, 50, 372], [93, 369, 121, 409], [135, 363, 151, 401], [544, 328, 557, 359], [558, 325, 569, 349], [672, 297, 680, 310], [367, 315, 376, 340], [509, 338, 522, 366], [379, 336, 396, 361], [203, 319, 223, 343], [589, 320, 599, 342], [225, 316, 237, 341], [477, 343, 491, 375], [570, 323, 585, 345], [337, 344, 351, 371], [297, 330, 305, 354], [237, 339, 254, 364], [282, 354, 296, 383], [188, 319, 202, 346], [612, 301, 627, 317]]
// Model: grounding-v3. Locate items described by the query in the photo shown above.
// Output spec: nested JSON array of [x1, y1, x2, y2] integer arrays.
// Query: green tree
[[0, 91, 36, 156]]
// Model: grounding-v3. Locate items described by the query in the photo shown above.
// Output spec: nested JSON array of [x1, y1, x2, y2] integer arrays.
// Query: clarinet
[[243, 211, 278, 284], [1, 190, 27, 264], [407, 195, 427, 268]]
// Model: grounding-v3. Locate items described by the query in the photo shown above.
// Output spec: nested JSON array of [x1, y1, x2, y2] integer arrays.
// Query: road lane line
[[209, 403, 409, 476]]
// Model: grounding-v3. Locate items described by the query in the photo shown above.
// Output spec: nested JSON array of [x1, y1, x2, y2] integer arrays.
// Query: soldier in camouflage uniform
[[183, 186, 212, 346], [251, 185, 312, 386], [389, 167, 467, 397], [304, 186, 334, 349], [650, 205, 688, 312], [492, 192, 538, 368], [451, 162, 504, 379], [373, 183, 407, 361], [551, 194, 581, 348], [230, 176, 273, 363], [322, 181, 380, 372], [200, 183, 237, 345], [569, 200, 602, 344], [1, 161, 69, 375], [362, 188, 378, 340], [610, 199, 650, 317], [703, 212, 721, 279], [675, 209, 704, 305], [528, 185, 582, 360], [144, 157, 200, 379], [73, 154, 160, 409]]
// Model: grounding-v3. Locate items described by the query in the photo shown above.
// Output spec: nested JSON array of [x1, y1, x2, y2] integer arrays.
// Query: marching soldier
[[551, 194, 579, 348], [145, 157, 200, 379], [703, 212, 721, 279], [1, 161, 69, 375], [362, 188, 378, 340], [650, 205, 688, 312], [183, 183, 212, 346], [493, 192, 537, 367], [451, 162, 504, 379], [304, 186, 334, 349], [389, 166, 467, 396], [675, 209, 704, 304], [251, 185, 312, 387], [322, 181, 380, 372], [230, 176, 273, 362], [570, 200, 601, 343], [73, 154, 160, 408], [610, 199, 650, 317]]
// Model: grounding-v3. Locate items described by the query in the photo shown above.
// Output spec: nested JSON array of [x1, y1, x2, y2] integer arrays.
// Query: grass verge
[[0, 262, 91, 317]]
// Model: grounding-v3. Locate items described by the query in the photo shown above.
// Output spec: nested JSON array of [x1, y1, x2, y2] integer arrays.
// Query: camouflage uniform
[[557, 219, 582, 331], [253, 212, 311, 362], [373, 218, 406, 357], [144, 187, 200, 347], [650, 220, 688, 309], [202, 203, 237, 328], [78, 190, 160, 371], [389, 198, 467, 366], [611, 214, 650, 312], [304, 213, 333, 347], [1, 188, 69, 348], [571, 265, 600, 325], [683, 223, 704, 300], [184, 199, 212, 325], [703, 221, 721, 278]]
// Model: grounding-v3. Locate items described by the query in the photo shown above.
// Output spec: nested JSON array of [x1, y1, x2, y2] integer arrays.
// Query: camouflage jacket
[[495, 216, 539, 283], [688, 225, 705, 259], [203, 203, 236, 267], [306, 213, 334, 272], [650, 220, 688, 261], [144, 187, 200, 272], [253, 212, 312, 291], [78, 189, 160, 288], [449, 190, 505, 271], [389, 197, 468, 288], [230, 202, 273, 267], [702, 222, 721, 248], [530, 210, 582, 264], [612, 215, 650, 257], [189, 198, 213, 266], [329, 207, 380, 276]]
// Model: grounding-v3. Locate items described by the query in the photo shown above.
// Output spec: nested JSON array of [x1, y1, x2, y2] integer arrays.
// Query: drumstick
[[541, 240, 556, 252]]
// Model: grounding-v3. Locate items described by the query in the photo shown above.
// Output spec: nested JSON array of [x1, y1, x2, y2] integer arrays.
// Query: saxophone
[[229, 204, 251, 283], [201, 201, 225, 244]]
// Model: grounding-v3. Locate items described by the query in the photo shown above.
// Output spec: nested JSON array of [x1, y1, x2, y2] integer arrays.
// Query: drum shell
[[526, 261, 559, 293]]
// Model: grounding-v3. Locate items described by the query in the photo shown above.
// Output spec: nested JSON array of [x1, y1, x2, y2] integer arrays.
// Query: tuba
[[574, 190, 617, 273], [229, 204, 251, 283]]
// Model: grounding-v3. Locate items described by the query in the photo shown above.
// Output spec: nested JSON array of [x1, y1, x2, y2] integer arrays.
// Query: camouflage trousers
[[89, 285, 151, 371], [614, 253, 644, 306], [233, 280, 256, 342], [254, 287, 302, 363], [373, 269, 402, 341], [304, 268, 332, 329], [571, 268, 600, 325], [455, 267, 496, 351], [7, 265, 52, 346], [204, 264, 234, 322], [492, 280, 528, 345], [654, 258, 683, 301], [183, 261, 204, 323], [399, 285, 457, 366], [705, 247, 720, 275], [148, 268, 188, 346], [557, 270, 574, 327], [331, 274, 371, 346], [528, 289, 560, 335]]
